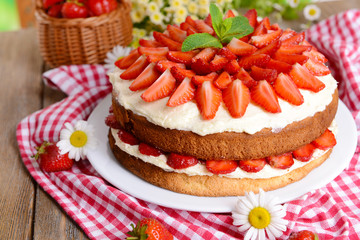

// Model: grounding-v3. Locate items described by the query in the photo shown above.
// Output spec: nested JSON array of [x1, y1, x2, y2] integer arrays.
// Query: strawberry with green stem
[[127, 218, 173, 240]]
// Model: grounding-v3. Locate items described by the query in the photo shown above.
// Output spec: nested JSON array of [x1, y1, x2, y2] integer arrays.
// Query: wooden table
[[1, 1, 359, 239]]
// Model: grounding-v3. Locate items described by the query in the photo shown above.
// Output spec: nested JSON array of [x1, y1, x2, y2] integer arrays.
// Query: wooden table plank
[[0, 28, 42, 240]]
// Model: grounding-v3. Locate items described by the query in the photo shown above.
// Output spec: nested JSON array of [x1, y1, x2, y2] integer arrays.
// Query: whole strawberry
[[288, 230, 319, 240], [33, 142, 74, 172], [127, 218, 173, 240]]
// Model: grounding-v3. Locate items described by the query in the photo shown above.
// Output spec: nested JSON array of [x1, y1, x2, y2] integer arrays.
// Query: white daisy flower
[[104, 45, 132, 72], [232, 189, 288, 240], [150, 11, 164, 25], [198, 6, 209, 17], [198, 0, 209, 7], [57, 121, 97, 161], [131, 9, 146, 23], [188, 2, 198, 15], [173, 16, 185, 25], [152, 0, 164, 8], [147, 2, 159, 14], [175, 6, 188, 18], [303, 4, 321, 21], [287, 0, 300, 8], [170, 0, 183, 8]]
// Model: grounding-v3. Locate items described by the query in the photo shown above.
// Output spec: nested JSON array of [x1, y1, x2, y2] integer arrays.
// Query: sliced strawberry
[[206, 160, 238, 175], [195, 81, 222, 120], [153, 31, 182, 51], [185, 16, 197, 27], [267, 153, 294, 169], [155, 60, 185, 73], [303, 49, 327, 63], [170, 66, 196, 82], [252, 20, 267, 37], [138, 47, 169, 56], [227, 38, 257, 56], [210, 55, 229, 72], [270, 23, 281, 30], [193, 48, 217, 63], [281, 32, 305, 45], [235, 68, 257, 88], [180, 22, 198, 35], [292, 143, 315, 162], [214, 71, 232, 89], [250, 28, 282, 48], [238, 54, 271, 69], [265, 59, 293, 73], [191, 72, 218, 85], [224, 9, 235, 19], [120, 55, 149, 80], [167, 77, 196, 107], [167, 50, 198, 66], [147, 55, 167, 63], [218, 47, 237, 60], [273, 52, 309, 65], [224, 59, 241, 75], [105, 114, 122, 129], [223, 79, 250, 118], [129, 63, 161, 91], [289, 63, 325, 92], [239, 159, 266, 173], [116, 49, 140, 69], [139, 143, 162, 157], [141, 70, 176, 102], [204, 14, 212, 26], [191, 58, 212, 75], [118, 129, 139, 145], [277, 44, 312, 55], [167, 24, 187, 42], [304, 58, 331, 76], [311, 129, 336, 150], [253, 40, 281, 56], [279, 28, 297, 41], [251, 80, 281, 113], [167, 153, 198, 169], [250, 66, 277, 84], [244, 9, 258, 28], [239, 35, 249, 42], [139, 39, 163, 47], [273, 73, 304, 105], [195, 19, 215, 35]]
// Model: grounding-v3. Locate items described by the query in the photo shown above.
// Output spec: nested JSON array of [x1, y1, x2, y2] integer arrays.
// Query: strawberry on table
[[127, 218, 173, 240], [167, 153, 198, 169], [206, 160, 238, 174], [288, 230, 318, 240], [33, 142, 74, 172]]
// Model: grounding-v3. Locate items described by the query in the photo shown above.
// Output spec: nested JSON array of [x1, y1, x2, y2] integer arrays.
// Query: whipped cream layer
[[111, 121, 337, 179], [109, 68, 337, 135]]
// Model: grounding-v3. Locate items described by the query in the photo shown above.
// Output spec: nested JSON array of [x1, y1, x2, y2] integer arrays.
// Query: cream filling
[[109, 68, 338, 136], [111, 121, 337, 179]]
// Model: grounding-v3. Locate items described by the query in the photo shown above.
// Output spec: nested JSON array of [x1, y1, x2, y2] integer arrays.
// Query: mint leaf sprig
[[181, 3, 254, 52]]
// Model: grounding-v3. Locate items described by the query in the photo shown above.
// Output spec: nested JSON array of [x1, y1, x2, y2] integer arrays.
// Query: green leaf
[[181, 33, 222, 52], [220, 16, 254, 43], [209, 3, 223, 39]]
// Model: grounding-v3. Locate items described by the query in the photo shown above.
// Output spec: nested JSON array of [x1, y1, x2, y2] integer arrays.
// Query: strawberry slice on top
[[167, 77, 196, 107], [120, 55, 149, 80], [195, 81, 222, 120], [289, 63, 325, 92], [222, 80, 250, 118], [141, 69, 177, 102], [251, 80, 281, 113]]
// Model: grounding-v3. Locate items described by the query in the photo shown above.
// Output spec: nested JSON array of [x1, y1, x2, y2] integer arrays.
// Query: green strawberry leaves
[[181, 3, 254, 52]]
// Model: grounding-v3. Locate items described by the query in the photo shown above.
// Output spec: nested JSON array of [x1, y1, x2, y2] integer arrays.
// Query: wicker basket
[[34, 0, 133, 67]]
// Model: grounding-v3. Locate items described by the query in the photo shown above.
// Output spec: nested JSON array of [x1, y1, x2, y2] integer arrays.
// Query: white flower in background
[[198, 0, 209, 7], [215, 0, 226, 7], [173, 16, 185, 24], [287, 0, 300, 8], [57, 121, 97, 161], [303, 4, 321, 21], [182, 0, 190, 5], [232, 189, 288, 240], [152, 0, 164, 8], [104, 45, 132, 72], [198, 6, 209, 17], [175, 6, 188, 18], [138, 0, 149, 5], [131, 9, 145, 23], [273, 3, 284, 11], [150, 11, 164, 25], [188, 1, 198, 15], [170, 0, 183, 8], [138, 29, 147, 38], [147, 2, 159, 14]]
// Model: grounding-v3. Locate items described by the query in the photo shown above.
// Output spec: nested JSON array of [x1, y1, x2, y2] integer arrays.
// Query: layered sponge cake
[[105, 8, 338, 196]]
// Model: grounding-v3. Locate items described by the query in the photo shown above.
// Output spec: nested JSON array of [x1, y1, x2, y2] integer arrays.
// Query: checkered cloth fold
[[17, 10, 360, 239]]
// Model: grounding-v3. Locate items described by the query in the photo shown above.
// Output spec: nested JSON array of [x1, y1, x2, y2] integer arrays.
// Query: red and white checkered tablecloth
[[17, 10, 360, 240]]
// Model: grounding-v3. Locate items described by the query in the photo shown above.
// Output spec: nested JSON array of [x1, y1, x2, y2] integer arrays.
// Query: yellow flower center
[[248, 207, 271, 229], [70, 130, 88, 148], [309, 9, 317, 16]]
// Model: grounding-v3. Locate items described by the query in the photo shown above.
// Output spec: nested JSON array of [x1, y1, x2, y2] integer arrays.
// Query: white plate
[[87, 94, 357, 213]]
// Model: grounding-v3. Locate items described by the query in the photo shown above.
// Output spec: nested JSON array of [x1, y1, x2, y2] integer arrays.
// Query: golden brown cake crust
[[112, 90, 338, 160], [108, 130, 332, 197]]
